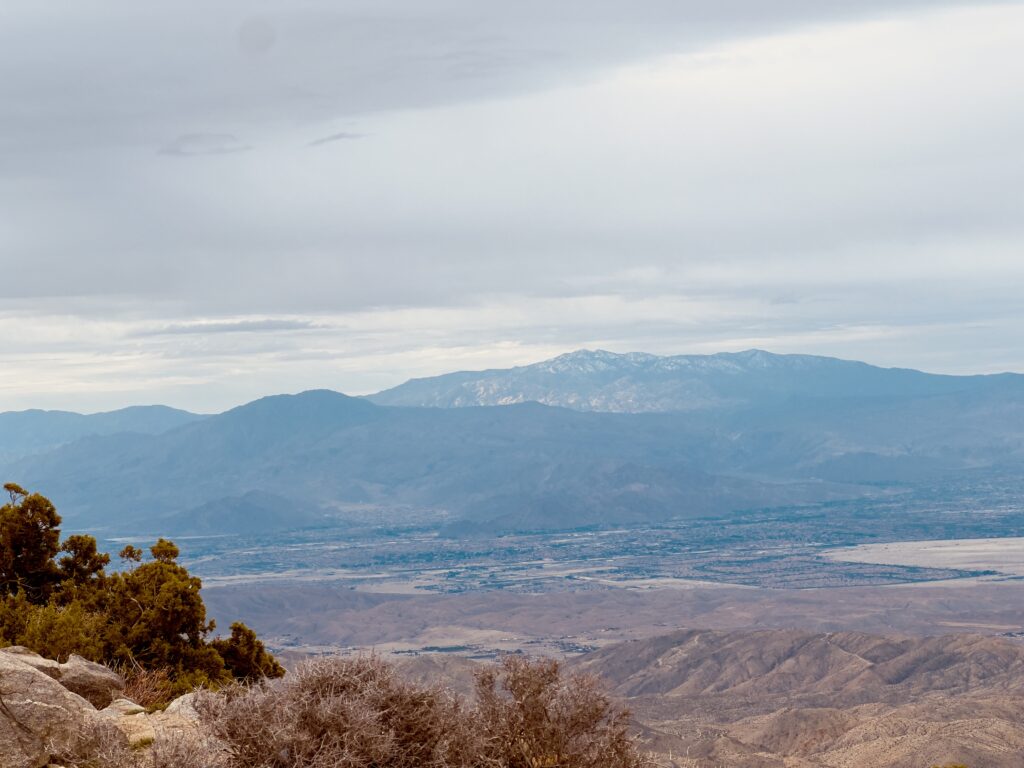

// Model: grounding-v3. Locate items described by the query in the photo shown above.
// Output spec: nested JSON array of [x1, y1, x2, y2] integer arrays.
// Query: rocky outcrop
[[0, 646, 61, 681], [164, 691, 201, 720], [0, 648, 124, 708], [100, 692, 211, 761], [0, 650, 102, 768], [100, 698, 155, 748], [0, 647, 210, 768], [55, 655, 124, 708]]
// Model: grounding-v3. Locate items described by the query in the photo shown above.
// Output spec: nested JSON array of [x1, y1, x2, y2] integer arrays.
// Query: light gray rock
[[105, 711, 156, 749], [101, 694, 212, 754], [0, 651, 101, 768], [0, 647, 60, 681], [164, 691, 202, 721], [55, 655, 123, 708], [102, 697, 146, 716], [0, 648, 125, 708]]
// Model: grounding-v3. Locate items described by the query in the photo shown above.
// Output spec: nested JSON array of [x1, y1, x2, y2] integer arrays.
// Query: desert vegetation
[[204, 654, 646, 768], [48, 654, 649, 768], [0, 483, 281, 695]]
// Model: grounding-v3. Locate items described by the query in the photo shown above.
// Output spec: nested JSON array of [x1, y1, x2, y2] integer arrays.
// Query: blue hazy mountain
[[3, 389, 861, 533], [0, 404, 205, 462], [369, 349, 1022, 412], [156, 490, 335, 536], [3, 347, 1023, 534]]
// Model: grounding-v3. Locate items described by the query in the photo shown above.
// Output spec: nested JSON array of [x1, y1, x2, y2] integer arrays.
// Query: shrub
[[51, 654, 651, 768], [148, 730, 229, 768], [11, 599, 106, 662], [198, 654, 650, 768], [46, 717, 137, 768], [115, 662, 176, 710], [0, 484, 62, 603], [101, 538, 232, 692], [0, 484, 282, 691], [211, 622, 285, 681], [202, 655, 476, 768], [474, 655, 647, 768]]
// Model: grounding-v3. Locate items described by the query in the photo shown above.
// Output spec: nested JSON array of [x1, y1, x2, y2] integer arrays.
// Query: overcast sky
[[1, 1, 1023, 413]]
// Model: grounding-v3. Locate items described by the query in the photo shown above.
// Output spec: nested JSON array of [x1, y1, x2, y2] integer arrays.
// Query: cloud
[[308, 131, 365, 147], [135, 319, 326, 336], [237, 16, 277, 57], [159, 133, 251, 156], [0, 0, 983, 162]]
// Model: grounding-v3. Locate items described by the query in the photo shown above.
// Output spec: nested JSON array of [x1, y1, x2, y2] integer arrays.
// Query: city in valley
[[146, 472, 1024, 659]]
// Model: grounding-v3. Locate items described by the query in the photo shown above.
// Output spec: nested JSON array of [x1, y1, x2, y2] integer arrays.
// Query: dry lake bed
[[828, 537, 1024, 581]]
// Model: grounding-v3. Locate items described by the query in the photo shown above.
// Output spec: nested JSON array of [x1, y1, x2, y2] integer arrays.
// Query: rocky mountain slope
[[397, 627, 1024, 767], [369, 349, 1024, 413], [574, 628, 1024, 767], [576, 628, 1024, 706]]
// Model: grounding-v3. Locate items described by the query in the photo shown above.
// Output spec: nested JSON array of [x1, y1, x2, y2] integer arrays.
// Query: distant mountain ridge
[[3, 350, 1023, 535], [6, 390, 828, 532], [158, 490, 335, 536], [369, 349, 1021, 413], [0, 405, 205, 462]]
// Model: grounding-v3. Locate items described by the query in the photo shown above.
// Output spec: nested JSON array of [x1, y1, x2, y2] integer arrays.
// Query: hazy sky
[[2, 1, 1023, 413]]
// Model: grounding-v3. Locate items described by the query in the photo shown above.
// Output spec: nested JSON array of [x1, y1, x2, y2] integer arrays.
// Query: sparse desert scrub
[[194, 654, 650, 768], [45, 645, 649, 767], [114, 661, 176, 710], [198, 654, 479, 768], [147, 729, 230, 768], [46, 717, 138, 768], [49, 718, 228, 768], [473, 655, 648, 768]]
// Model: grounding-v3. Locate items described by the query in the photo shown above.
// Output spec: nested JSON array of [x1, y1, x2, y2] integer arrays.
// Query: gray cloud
[[159, 133, 252, 156], [136, 319, 326, 336], [308, 131, 365, 147], [237, 17, 277, 58], [0, 0, 990, 161]]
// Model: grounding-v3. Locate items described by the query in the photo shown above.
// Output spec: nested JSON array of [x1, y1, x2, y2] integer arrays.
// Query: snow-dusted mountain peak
[[368, 349, 1000, 414]]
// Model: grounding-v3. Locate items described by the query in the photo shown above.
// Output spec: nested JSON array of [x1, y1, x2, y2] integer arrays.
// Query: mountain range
[[2, 350, 1023, 535], [390, 627, 1024, 767], [369, 348, 1024, 412], [573, 628, 1024, 767], [0, 405, 203, 463]]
